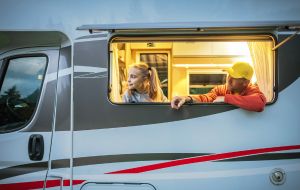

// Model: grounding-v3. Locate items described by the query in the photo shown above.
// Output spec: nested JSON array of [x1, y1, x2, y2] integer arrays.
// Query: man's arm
[[194, 85, 224, 102], [224, 90, 267, 112], [171, 86, 223, 109]]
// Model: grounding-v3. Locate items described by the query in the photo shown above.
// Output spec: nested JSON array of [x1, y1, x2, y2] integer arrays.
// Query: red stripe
[[45, 179, 60, 188], [46, 179, 85, 188], [0, 179, 85, 190], [107, 145, 300, 174], [64, 179, 86, 186], [0, 180, 45, 190]]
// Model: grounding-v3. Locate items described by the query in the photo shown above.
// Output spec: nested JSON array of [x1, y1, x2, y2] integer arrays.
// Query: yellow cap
[[225, 62, 254, 80]]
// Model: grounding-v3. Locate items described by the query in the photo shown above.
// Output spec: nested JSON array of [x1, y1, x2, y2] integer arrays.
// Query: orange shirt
[[195, 84, 267, 112]]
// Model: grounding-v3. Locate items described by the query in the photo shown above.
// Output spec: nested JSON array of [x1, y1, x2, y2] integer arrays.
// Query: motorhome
[[0, 2, 300, 190]]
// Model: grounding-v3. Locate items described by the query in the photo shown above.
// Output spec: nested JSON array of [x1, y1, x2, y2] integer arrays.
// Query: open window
[[109, 35, 275, 104]]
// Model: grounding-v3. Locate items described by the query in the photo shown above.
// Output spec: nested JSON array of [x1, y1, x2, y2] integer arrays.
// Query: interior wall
[[172, 67, 187, 97]]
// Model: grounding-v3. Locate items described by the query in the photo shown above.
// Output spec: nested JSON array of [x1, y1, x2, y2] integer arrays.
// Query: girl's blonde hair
[[128, 62, 164, 101]]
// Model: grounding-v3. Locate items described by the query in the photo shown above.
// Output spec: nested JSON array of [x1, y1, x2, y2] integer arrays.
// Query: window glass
[[0, 56, 47, 132], [189, 74, 227, 95], [110, 36, 275, 104]]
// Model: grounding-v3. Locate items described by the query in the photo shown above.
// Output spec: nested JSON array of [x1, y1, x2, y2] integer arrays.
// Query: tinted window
[[189, 74, 227, 94], [0, 56, 47, 132], [189, 74, 226, 86]]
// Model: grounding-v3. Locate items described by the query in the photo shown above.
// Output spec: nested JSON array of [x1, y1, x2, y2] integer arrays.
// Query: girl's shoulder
[[122, 90, 131, 102], [123, 90, 142, 103]]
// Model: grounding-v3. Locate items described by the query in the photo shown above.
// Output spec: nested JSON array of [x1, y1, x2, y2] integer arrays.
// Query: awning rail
[[77, 21, 300, 33]]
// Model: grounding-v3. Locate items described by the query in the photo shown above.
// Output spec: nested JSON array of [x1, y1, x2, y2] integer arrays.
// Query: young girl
[[123, 62, 168, 103]]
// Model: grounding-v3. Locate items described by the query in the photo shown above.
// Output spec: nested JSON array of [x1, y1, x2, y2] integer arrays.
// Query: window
[[189, 73, 227, 95], [0, 56, 47, 133], [109, 35, 275, 104]]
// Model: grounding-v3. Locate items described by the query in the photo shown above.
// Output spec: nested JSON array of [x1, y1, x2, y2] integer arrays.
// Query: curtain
[[111, 44, 122, 102], [247, 41, 274, 102]]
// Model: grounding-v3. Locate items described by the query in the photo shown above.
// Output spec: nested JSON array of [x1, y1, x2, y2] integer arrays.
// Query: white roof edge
[[77, 21, 300, 31]]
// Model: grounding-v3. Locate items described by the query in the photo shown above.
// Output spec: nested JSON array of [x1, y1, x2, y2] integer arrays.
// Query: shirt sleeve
[[224, 86, 267, 112], [122, 91, 130, 103], [194, 85, 225, 102]]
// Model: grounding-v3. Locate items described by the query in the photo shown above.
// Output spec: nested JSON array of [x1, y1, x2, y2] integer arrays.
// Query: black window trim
[[107, 33, 278, 106]]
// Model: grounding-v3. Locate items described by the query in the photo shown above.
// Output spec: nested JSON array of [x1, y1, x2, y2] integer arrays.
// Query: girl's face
[[127, 67, 148, 92]]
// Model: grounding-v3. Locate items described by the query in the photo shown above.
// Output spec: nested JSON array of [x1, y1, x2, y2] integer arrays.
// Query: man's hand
[[171, 96, 188, 109], [213, 96, 225, 103]]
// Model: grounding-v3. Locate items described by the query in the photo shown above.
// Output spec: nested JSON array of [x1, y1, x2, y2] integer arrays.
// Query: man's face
[[227, 76, 249, 93]]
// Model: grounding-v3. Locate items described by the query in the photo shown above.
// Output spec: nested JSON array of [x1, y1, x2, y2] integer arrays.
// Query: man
[[171, 62, 267, 112]]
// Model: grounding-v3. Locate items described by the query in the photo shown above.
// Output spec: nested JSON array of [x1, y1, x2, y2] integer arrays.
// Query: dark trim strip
[[51, 159, 70, 169], [0, 158, 71, 180], [73, 153, 207, 167], [0, 162, 47, 180], [107, 145, 300, 174], [72, 152, 300, 167], [217, 152, 300, 162]]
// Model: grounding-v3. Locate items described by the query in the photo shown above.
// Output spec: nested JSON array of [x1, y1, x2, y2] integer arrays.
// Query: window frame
[[0, 54, 49, 133], [108, 33, 278, 105]]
